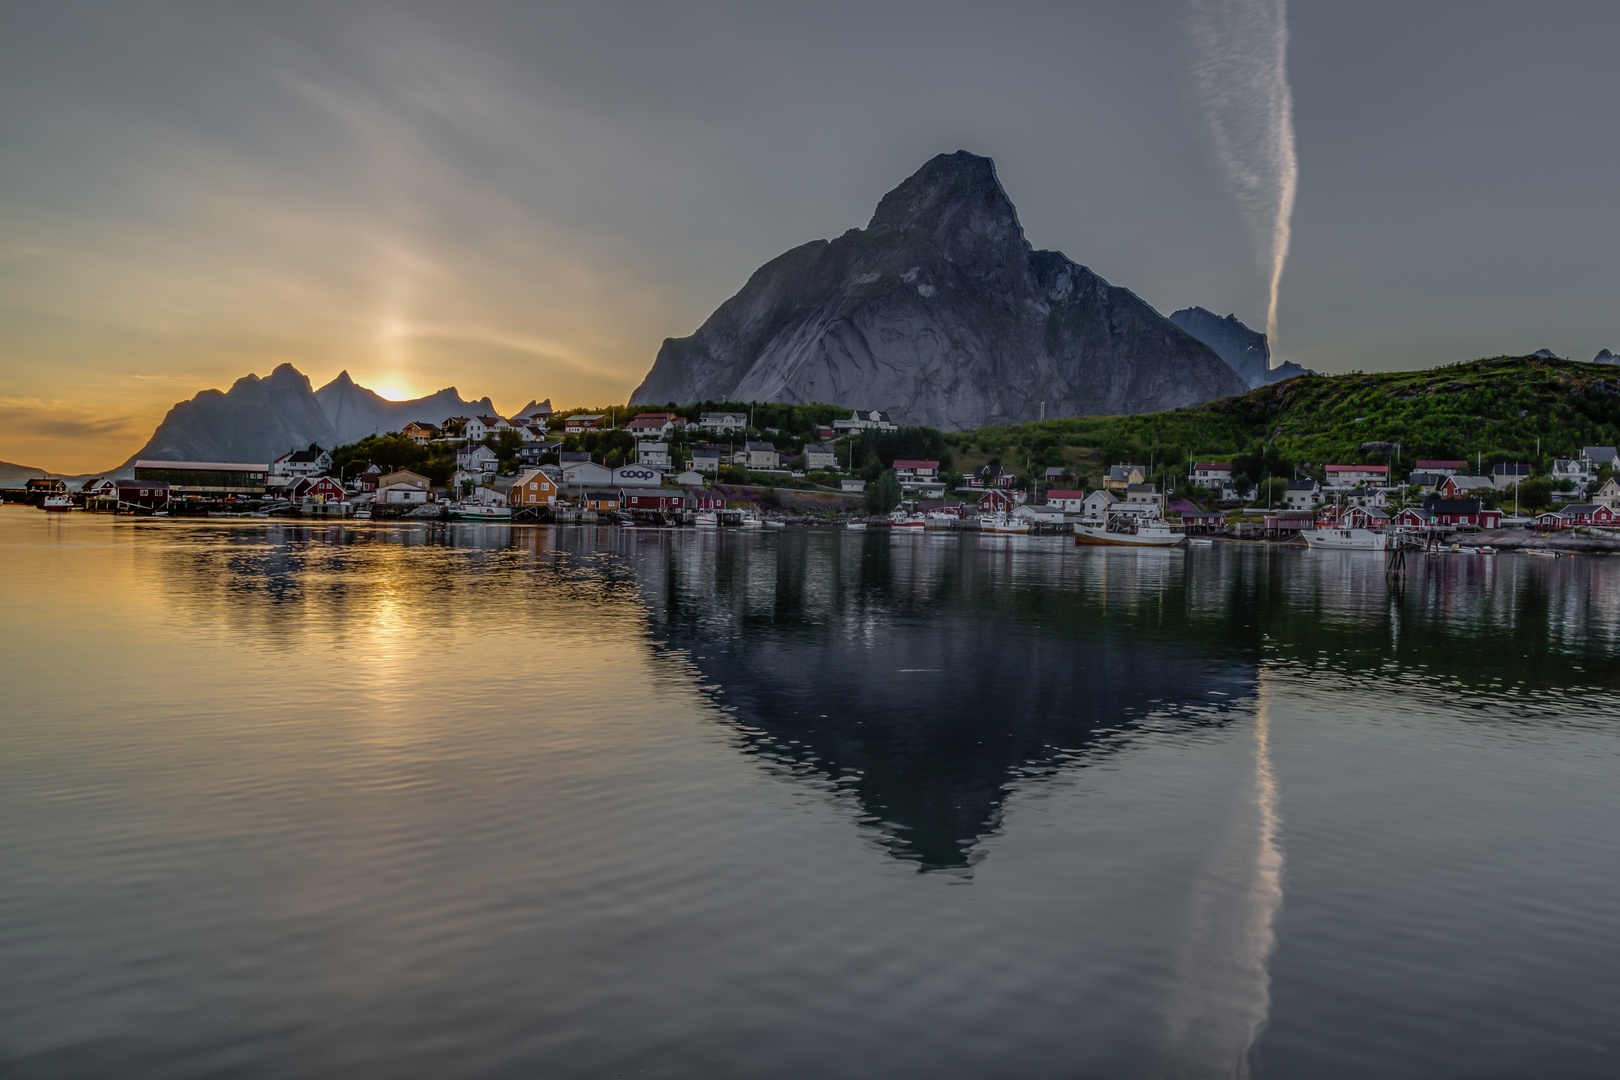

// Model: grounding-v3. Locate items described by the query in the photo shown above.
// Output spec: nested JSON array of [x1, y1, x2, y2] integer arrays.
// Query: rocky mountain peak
[[866, 151, 1027, 264]]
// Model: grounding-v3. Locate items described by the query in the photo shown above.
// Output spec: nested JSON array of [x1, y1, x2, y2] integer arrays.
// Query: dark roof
[[1398, 507, 1434, 521], [584, 490, 620, 500], [804, 444, 834, 454], [115, 479, 168, 489], [976, 464, 1004, 478], [559, 451, 590, 462], [1285, 479, 1318, 490], [1422, 498, 1487, 514], [1407, 472, 1443, 485], [1491, 463, 1531, 475], [285, 449, 326, 463], [1559, 504, 1600, 515], [745, 441, 777, 452]]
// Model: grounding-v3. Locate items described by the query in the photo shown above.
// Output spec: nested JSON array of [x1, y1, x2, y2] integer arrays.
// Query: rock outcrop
[[1167, 307, 1312, 388], [631, 151, 1247, 428], [1594, 349, 1618, 365]]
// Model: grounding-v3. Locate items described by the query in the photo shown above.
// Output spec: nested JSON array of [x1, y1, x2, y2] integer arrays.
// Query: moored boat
[[1301, 527, 1388, 551], [41, 495, 72, 513], [694, 511, 719, 528], [1073, 519, 1184, 547], [448, 502, 512, 521], [846, 521, 867, 530], [979, 512, 1030, 535], [888, 511, 926, 530]]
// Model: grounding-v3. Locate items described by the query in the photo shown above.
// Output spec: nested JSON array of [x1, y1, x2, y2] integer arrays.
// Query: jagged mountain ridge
[[1167, 307, 1312, 389], [631, 151, 1247, 428], [119, 364, 494, 471]]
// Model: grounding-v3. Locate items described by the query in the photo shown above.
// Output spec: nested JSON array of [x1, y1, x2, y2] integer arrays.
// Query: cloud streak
[[1187, 0, 1298, 360]]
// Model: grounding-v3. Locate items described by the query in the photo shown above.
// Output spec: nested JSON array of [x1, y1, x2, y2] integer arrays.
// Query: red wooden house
[[622, 491, 685, 511], [292, 476, 346, 503], [1537, 504, 1618, 530], [977, 490, 1017, 514], [1420, 498, 1501, 529]]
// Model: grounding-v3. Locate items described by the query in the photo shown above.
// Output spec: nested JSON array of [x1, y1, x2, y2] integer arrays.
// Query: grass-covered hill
[[947, 355, 1620, 489]]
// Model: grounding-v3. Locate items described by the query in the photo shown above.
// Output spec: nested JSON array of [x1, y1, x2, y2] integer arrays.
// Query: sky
[[2, 1, 1617, 472]]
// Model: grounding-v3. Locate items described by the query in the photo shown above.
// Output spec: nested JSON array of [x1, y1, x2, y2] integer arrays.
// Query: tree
[[866, 470, 902, 513]]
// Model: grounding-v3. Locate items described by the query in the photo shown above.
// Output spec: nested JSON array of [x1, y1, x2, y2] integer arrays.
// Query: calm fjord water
[[2, 507, 1618, 1078]]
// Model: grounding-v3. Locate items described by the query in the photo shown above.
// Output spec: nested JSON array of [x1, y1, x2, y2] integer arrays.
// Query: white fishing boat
[[888, 511, 926, 530], [1523, 548, 1560, 557], [845, 521, 867, 530], [1073, 518, 1184, 547], [979, 512, 1030, 535], [353, 509, 372, 520], [448, 502, 512, 522], [695, 511, 719, 528], [41, 494, 72, 513], [739, 515, 763, 528], [765, 519, 786, 528], [1187, 537, 1214, 546], [1301, 526, 1388, 551]]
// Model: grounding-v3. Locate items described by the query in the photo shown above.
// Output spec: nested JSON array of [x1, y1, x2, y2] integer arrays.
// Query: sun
[[371, 384, 409, 402]]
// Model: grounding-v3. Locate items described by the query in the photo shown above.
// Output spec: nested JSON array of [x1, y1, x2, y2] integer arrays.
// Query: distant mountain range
[[117, 364, 496, 473], [1167, 307, 1312, 388], [632, 151, 1250, 429]]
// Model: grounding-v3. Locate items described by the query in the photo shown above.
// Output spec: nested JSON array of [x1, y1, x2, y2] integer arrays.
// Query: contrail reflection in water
[[1161, 672, 1284, 1079]]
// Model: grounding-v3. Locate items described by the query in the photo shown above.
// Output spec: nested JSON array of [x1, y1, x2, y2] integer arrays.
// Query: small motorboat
[[41, 494, 73, 513], [739, 516, 763, 528], [1523, 548, 1560, 557], [353, 509, 372, 520], [448, 502, 512, 521], [695, 511, 719, 528], [1187, 537, 1214, 546], [846, 521, 867, 530], [1301, 527, 1387, 551], [979, 512, 1030, 535], [765, 519, 786, 528]]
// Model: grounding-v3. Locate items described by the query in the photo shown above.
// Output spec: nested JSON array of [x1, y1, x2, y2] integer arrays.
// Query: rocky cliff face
[[631, 152, 1247, 428], [1166, 307, 1311, 389], [121, 364, 494, 470], [1594, 349, 1618, 365]]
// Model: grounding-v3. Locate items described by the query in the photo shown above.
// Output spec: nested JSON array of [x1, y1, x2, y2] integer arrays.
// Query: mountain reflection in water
[[624, 530, 1254, 870]]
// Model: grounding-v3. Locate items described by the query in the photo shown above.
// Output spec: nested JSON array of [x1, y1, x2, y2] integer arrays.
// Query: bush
[[865, 470, 902, 513]]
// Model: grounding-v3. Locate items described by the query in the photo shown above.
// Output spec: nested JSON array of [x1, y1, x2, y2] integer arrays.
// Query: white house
[[698, 412, 748, 434], [841, 478, 866, 493], [832, 409, 896, 433], [1045, 489, 1087, 513], [637, 442, 672, 467], [378, 482, 429, 505], [1583, 445, 1618, 468], [611, 464, 662, 488], [893, 460, 939, 484], [456, 445, 499, 474], [626, 412, 678, 438], [1080, 489, 1120, 524], [1491, 463, 1531, 489], [1593, 476, 1620, 509], [1551, 457, 1595, 490], [803, 444, 837, 470], [463, 415, 513, 442], [1283, 478, 1321, 509], [1189, 463, 1232, 489], [1119, 483, 1163, 517], [1013, 503, 1066, 526], [745, 442, 780, 469], [272, 448, 333, 479], [673, 469, 706, 487], [449, 468, 486, 493], [1324, 464, 1389, 488], [690, 447, 723, 474]]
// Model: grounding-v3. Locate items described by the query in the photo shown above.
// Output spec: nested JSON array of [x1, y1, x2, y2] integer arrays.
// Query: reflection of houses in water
[[625, 531, 1255, 871]]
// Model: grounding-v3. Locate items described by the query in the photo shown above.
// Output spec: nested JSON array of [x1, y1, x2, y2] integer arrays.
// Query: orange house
[[511, 468, 559, 507]]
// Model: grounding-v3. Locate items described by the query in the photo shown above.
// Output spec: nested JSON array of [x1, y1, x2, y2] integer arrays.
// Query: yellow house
[[1105, 464, 1147, 492], [511, 468, 559, 507]]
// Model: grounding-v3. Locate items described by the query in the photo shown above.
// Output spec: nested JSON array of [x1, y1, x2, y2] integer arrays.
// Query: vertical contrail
[[1187, 0, 1298, 361]]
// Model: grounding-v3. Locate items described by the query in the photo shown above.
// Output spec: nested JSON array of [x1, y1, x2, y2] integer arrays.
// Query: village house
[[449, 469, 486, 494], [1189, 463, 1232, 489], [582, 490, 621, 512], [564, 414, 604, 434], [621, 490, 686, 512], [841, 478, 866, 493], [626, 412, 679, 439], [1593, 477, 1620, 509], [803, 444, 837, 470], [510, 468, 560, 508], [1414, 459, 1464, 476], [1421, 497, 1502, 530], [272, 448, 333, 479], [672, 469, 706, 487], [1179, 509, 1226, 533], [354, 464, 384, 493], [401, 422, 440, 444], [1491, 463, 1531, 489], [517, 400, 553, 422], [1324, 464, 1389, 488], [1583, 446, 1618, 469], [1343, 505, 1392, 531], [1550, 457, 1595, 489], [377, 468, 431, 504], [1119, 483, 1163, 516], [1283, 478, 1321, 510], [698, 412, 748, 434], [113, 479, 169, 508], [832, 409, 896, 434], [636, 441, 672, 468], [1437, 475, 1494, 499], [1106, 464, 1148, 492], [463, 416, 514, 442], [1013, 503, 1066, 526], [440, 416, 472, 435], [745, 442, 780, 469], [291, 476, 346, 504], [690, 446, 723, 474], [456, 445, 499, 474], [1080, 489, 1120, 525], [893, 460, 940, 483], [1407, 471, 1445, 493], [80, 477, 117, 497], [1535, 504, 1619, 530], [977, 489, 1018, 515], [516, 441, 562, 465], [966, 464, 1017, 489], [1045, 489, 1087, 513], [133, 461, 269, 497], [1391, 506, 1434, 530]]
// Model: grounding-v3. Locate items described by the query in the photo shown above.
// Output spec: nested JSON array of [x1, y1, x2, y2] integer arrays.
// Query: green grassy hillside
[[947, 355, 1620, 490]]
